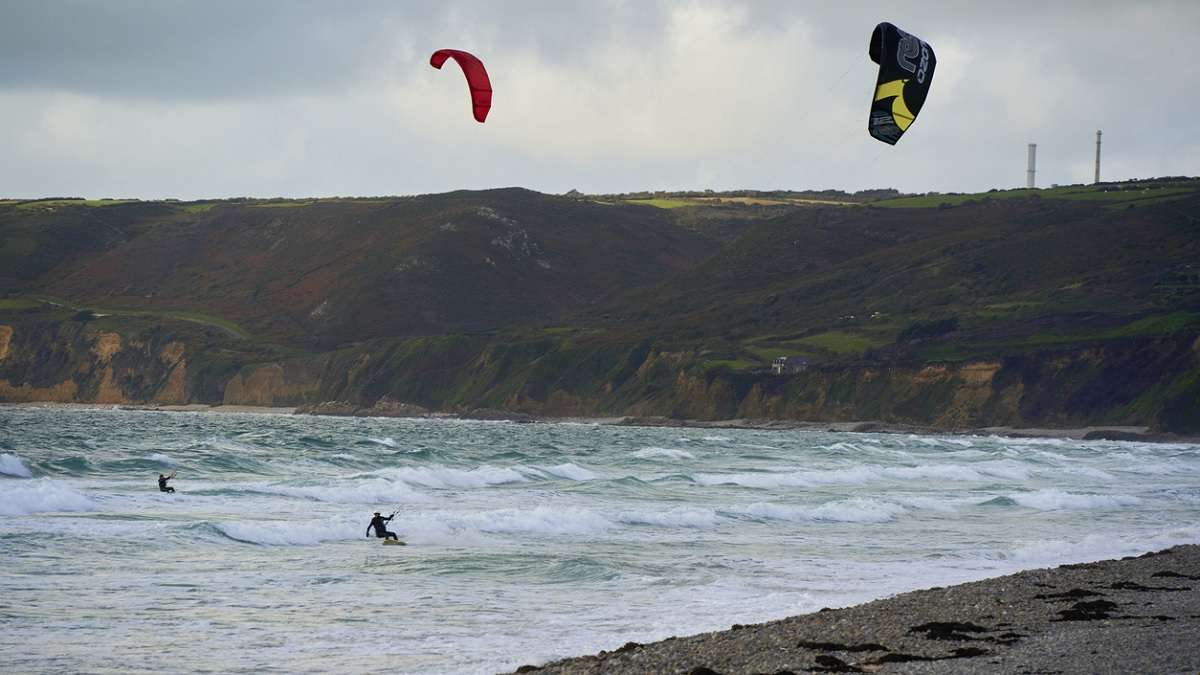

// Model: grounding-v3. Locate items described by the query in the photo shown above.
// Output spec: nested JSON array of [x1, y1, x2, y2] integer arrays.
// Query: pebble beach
[[517, 545, 1200, 675]]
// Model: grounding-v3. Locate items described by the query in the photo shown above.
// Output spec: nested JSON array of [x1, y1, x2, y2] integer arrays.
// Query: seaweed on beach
[[1152, 570, 1200, 580], [1108, 580, 1190, 592], [1034, 587, 1105, 600], [796, 640, 889, 653], [811, 655, 865, 672], [1054, 600, 1119, 621], [908, 621, 990, 640]]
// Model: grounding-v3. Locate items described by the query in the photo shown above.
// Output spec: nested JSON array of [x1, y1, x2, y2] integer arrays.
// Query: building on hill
[[772, 356, 809, 375]]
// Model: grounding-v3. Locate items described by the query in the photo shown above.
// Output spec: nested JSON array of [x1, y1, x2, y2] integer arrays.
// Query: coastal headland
[[2, 183, 1199, 435]]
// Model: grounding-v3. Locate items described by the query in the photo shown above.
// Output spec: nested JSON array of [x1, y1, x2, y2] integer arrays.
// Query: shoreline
[[1, 401, 297, 415], [4, 401, 1197, 443], [513, 545, 1200, 674]]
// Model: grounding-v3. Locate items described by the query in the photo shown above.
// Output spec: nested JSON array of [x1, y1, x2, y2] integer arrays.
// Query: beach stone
[[515, 545, 1200, 675]]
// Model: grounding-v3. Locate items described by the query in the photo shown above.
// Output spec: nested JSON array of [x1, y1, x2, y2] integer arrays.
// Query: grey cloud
[[0, 0, 414, 100], [0, 1, 1197, 199]]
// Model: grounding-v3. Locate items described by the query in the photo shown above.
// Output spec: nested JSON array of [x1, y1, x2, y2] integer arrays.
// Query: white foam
[[200, 435, 257, 453], [971, 459, 1034, 481], [456, 506, 614, 536], [736, 443, 781, 451], [1008, 489, 1141, 511], [996, 436, 1070, 447], [894, 495, 960, 512], [823, 442, 867, 453], [0, 453, 33, 478], [701, 436, 732, 442], [377, 464, 528, 489], [909, 435, 973, 448], [1006, 528, 1200, 567], [633, 447, 696, 461], [534, 463, 599, 481], [1059, 466, 1116, 480], [740, 498, 906, 523], [215, 517, 360, 546], [883, 464, 989, 482], [617, 507, 718, 528], [251, 478, 423, 505], [144, 453, 177, 466], [0, 479, 96, 516], [694, 460, 1030, 489], [367, 437, 398, 447]]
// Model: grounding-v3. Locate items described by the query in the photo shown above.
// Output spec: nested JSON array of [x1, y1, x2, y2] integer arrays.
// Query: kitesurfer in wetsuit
[[158, 472, 176, 493], [366, 511, 398, 540]]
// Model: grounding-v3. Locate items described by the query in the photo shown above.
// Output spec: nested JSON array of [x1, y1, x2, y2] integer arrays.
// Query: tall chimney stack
[[1027, 143, 1037, 188], [1094, 130, 1102, 184]]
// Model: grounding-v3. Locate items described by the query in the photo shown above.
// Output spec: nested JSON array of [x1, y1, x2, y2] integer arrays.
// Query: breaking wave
[[1008, 489, 1142, 511], [0, 479, 96, 516], [0, 453, 33, 478]]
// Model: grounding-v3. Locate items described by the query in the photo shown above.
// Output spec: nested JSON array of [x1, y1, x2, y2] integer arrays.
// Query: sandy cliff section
[[222, 359, 324, 407], [0, 378, 80, 402], [152, 341, 189, 405], [0, 325, 12, 361], [0, 323, 208, 406]]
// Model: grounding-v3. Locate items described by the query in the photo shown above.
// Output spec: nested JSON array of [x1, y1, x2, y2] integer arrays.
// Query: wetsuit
[[158, 475, 175, 493], [367, 514, 398, 540]]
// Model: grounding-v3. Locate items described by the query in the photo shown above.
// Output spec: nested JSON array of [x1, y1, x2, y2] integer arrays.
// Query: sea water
[[2, 406, 1198, 674]]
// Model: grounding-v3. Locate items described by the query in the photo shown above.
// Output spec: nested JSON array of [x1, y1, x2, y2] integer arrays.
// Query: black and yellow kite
[[867, 22, 936, 145]]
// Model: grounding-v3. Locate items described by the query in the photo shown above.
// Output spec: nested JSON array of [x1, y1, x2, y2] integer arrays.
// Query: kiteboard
[[382, 539, 407, 546]]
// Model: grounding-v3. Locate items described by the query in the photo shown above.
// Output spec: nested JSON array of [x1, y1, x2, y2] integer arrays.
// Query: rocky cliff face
[[4, 320, 1197, 433], [0, 321, 195, 404]]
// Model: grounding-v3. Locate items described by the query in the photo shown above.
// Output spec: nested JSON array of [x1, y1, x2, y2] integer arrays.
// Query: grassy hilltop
[[1, 178, 1198, 431]]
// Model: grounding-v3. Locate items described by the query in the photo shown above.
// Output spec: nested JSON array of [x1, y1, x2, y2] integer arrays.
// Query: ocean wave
[[616, 506, 718, 528], [197, 435, 259, 454], [693, 459, 1032, 489], [0, 453, 33, 478], [738, 498, 906, 524], [633, 447, 696, 461], [212, 517, 361, 546], [692, 466, 871, 489], [1059, 466, 1116, 480], [248, 478, 423, 505], [736, 443, 781, 451], [908, 435, 975, 448], [376, 464, 529, 489], [1108, 456, 1195, 476], [1005, 528, 1200, 567], [992, 435, 1070, 447], [366, 437, 398, 448], [456, 506, 615, 536], [144, 453, 177, 466], [533, 463, 599, 481], [459, 507, 609, 536], [894, 495, 960, 512], [1008, 489, 1141, 511], [0, 479, 96, 516]]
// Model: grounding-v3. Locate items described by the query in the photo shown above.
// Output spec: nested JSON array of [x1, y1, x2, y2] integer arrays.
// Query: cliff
[[2, 182, 1199, 433], [4, 318, 1195, 433]]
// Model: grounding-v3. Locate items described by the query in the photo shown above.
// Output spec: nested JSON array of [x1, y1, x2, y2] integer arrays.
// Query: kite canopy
[[867, 22, 935, 145], [430, 49, 492, 123]]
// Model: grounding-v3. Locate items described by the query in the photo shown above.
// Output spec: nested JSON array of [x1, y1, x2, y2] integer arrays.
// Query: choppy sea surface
[[2, 406, 1198, 674]]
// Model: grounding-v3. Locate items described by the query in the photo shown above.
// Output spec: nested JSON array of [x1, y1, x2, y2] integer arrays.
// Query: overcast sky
[[2, 0, 1197, 200]]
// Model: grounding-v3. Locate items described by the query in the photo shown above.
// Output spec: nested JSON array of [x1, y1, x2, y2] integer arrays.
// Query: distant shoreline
[[4, 401, 1198, 444], [513, 544, 1200, 674]]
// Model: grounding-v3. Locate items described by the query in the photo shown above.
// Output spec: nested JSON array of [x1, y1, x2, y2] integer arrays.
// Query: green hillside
[[2, 179, 1198, 431]]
